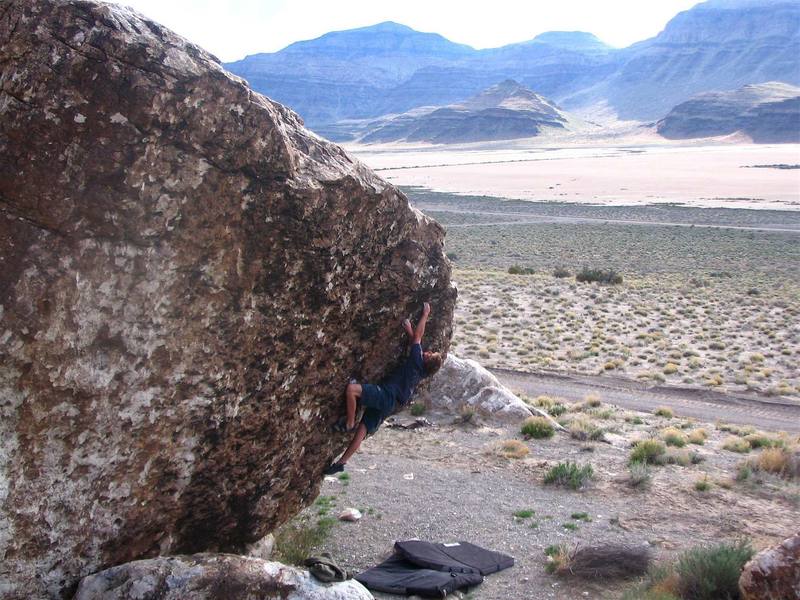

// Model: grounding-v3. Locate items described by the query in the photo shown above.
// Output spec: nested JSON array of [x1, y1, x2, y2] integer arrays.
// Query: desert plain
[[280, 140, 800, 599]]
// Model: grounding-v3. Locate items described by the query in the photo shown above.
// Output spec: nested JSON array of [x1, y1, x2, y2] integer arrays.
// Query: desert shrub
[[548, 403, 567, 417], [743, 433, 781, 449], [624, 539, 753, 600], [544, 461, 594, 490], [576, 267, 623, 285], [521, 416, 555, 439], [274, 516, 336, 565], [508, 265, 535, 275], [409, 402, 426, 416], [694, 475, 711, 492], [498, 439, 529, 459], [569, 418, 605, 442], [661, 427, 687, 447], [584, 393, 602, 407], [722, 437, 751, 453], [654, 407, 674, 418], [628, 461, 651, 489], [548, 544, 652, 579], [675, 539, 754, 600], [663, 363, 679, 375], [687, 429, 708, 445], [660, 448, 691, 467], [630, 439, 667, 465], [534, 395, 554, 408], [750, 447, 800, 479], [553, 266, 572, 278], [513, 508, 535, 519]]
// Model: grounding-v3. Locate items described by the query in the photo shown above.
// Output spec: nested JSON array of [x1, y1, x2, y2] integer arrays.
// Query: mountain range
[[657, 81, 800, 142], [225, 0, 800, 138], [358, 80, 574, 144]]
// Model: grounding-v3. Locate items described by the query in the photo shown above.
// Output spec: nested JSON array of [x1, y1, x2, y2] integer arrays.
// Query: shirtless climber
[[324, 302, 443, 475]]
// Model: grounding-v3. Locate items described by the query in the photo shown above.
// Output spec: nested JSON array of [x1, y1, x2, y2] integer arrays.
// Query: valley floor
[[349, 142, 800, 210]]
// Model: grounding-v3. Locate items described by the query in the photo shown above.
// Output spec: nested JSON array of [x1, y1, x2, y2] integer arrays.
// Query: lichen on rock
[[0, 1, 455, 597]]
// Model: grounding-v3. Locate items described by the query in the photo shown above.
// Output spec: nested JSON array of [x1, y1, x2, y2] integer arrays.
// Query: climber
[[324, 302, 443, 475]]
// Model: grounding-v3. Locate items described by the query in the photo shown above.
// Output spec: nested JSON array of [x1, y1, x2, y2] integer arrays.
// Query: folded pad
[[356, 540, 513, 597], [355, 554, 484, 597], [394, 540, 515, 575]]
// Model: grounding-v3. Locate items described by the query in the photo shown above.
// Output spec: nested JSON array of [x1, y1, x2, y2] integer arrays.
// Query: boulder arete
[[0, 1, 455, 597]]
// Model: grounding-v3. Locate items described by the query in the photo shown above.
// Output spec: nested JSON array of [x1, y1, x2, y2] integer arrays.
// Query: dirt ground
[[296, 398, 799, 600]]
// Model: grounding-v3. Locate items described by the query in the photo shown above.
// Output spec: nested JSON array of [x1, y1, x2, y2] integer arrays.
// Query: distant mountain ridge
[[225, 0, 800, 133], [657, 82, 800, 142], [359, 80, 572, 143]]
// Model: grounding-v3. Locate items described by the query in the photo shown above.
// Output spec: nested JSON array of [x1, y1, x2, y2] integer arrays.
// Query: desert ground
[[281, 142, 799, 599], [347, 141, 800, 210]]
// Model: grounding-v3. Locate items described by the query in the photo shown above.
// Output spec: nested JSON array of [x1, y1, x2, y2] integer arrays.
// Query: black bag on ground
[[355, 540, 513, 597]]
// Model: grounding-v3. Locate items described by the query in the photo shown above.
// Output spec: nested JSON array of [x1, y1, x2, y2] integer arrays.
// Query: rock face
[[73, 554, 374, 600], [414, 355, 560, 426], [360, 80, 572, 144], [657, 82, 800, 142], [0, 1, 455, 598], [739, 533, 800, 600]]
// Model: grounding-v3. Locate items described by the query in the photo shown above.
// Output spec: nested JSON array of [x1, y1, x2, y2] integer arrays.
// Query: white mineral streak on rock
[[110, 112, 128, 124], [74, 113, 86, 123]]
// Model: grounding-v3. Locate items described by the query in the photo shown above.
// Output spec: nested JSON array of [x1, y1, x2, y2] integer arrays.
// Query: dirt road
[[492, 368, 800, 434]]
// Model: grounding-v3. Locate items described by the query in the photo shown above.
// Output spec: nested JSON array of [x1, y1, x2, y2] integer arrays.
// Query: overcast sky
[[107, 0, 703, 62]]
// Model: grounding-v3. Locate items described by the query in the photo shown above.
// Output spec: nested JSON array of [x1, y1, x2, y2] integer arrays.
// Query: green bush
[[630, 439, 667, 465], [508, 265, 535, 275], [576, 267, 623, 285], [521, 416, 555, 439], [628, 461, 651, 489], [676, 539, 754, 600], [544, 461, 594, 490], [409, 402, 426, 416], [553, 266, 572, 278]]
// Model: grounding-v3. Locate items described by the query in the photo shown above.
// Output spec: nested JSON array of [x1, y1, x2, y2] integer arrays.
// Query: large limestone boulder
[[74, 554, 373, 600], [739, 533, 800, 600], [415, 355, 560, 426], [0, 1, 455, 598]]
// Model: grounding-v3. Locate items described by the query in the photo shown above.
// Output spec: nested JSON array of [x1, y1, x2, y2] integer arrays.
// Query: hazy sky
[[107, 0, 703, 62]]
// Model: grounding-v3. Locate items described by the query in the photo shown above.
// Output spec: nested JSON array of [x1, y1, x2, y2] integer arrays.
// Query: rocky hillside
[[225, 0, 800, 131], [359, 80, 572, 143], [585, 0, 800, 120], [657, 82, 800, 142], [0, 1, 455, 598]]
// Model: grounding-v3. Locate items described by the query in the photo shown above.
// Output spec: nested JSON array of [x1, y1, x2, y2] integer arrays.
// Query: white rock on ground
[[74, 554, 374, 600], [416, 355, 562, 427]]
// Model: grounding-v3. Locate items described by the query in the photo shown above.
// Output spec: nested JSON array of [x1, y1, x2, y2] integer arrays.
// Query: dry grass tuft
[[722, 436, 751, 453], [498, 439, 529, 459], [550, 544, 652, 579], [661, 427, 687, 447], [749, 446, 800, 479], [687, 428, 708, 445]]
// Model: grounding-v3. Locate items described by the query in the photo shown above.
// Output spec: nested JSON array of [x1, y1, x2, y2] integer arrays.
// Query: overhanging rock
[[0, 1, 455, 597]]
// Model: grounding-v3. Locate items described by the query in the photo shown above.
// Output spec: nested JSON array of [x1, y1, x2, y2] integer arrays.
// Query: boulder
[[0, 1, 455, 597], [73, 554, 374, 600], [414, 355, 560, 426], [739, 533, 800, 600]]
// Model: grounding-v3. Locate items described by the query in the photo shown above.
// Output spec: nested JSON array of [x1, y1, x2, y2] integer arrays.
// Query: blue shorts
[[359, 383, 396, 435]]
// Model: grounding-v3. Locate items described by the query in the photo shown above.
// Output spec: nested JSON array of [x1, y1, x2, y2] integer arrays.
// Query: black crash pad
[[355, 540, 513, 597], [355, 553, 484, 597]]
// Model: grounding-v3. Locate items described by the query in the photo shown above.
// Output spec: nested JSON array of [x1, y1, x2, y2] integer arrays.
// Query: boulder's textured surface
[[73, 554, 374, 600], [415, 355, 560, 426], [0, 1, 454, 598], [739, 533, 800, 600]]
